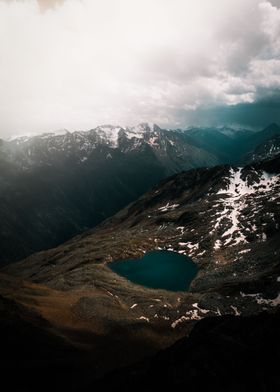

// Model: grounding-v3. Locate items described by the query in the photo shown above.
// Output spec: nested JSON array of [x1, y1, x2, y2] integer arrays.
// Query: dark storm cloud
[[181, 94, 280, 129]]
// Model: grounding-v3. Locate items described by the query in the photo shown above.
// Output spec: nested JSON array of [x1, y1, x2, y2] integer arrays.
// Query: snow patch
[[171, 303, 209, 328], [176, 226, 185, 235], [240, 292, 280, 307], [238, 249, 251, 254], [158, 202, 179, 212], [214, 240, 222, 250], [139, 316, 150, 323], [230, 305, 241, 316]]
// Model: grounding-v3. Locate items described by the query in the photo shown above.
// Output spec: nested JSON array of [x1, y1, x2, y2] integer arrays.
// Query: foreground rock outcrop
[[94, 311, 280, 392]]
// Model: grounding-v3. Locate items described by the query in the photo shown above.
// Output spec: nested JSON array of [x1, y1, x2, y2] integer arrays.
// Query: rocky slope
[[3, 156, 280, 330], [1, 154, 280, 389], [251, 134, 280, 162], [239, 123, 280, 163], [2, 274, 279, 391]]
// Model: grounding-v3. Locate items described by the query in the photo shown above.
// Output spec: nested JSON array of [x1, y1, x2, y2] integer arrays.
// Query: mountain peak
[[263, 123, 280, 133], [132, 123, 161, 132]]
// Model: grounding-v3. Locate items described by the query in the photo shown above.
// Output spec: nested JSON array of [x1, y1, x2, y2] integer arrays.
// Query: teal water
[[109, 250, 198, 291]]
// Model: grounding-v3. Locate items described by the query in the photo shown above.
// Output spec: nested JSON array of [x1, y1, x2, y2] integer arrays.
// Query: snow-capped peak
[[90, 123, 161, 147], [93, 125, 122, 148], [128, 122, 160, 133]]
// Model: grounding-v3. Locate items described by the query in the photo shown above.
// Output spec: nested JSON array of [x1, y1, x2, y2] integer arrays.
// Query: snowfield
[[211, 167, 280, 249]]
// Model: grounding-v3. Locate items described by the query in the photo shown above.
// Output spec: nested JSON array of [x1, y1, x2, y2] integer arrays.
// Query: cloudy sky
[[0, 0, 280, 138]]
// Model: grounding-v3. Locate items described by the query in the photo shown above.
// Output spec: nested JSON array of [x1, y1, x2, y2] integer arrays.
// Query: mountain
[[181, 126, 254, 163], [250, 135, 280, 162], [0, 124, 219, 265], [238, 123, 280, 162], [1, 124, 219, 172], [1, 122, 279, 265], [183, 123, 280, 164], [1, 155, 279, 390]]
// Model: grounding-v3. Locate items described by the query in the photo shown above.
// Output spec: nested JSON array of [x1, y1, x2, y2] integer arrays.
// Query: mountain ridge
[[0, 123, 279, 265]]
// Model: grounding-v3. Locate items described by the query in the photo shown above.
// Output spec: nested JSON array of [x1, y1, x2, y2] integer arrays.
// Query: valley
[[0, 123, 280, 265], [0, 150, 279, 390], [0, 126, 280, 391]]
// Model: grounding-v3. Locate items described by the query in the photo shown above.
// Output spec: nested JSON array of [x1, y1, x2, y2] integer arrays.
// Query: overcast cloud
[[0, 0, 280, 138]]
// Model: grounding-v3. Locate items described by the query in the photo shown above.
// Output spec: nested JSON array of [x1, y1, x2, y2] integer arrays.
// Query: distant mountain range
[[0, 122, 280, 264]]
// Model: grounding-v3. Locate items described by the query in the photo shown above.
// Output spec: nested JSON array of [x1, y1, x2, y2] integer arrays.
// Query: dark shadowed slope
[[94, 311, 280, 392], [0, 124, 219, 265]]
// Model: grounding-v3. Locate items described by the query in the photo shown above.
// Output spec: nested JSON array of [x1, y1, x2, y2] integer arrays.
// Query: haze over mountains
[[1, 122, 280, 265]]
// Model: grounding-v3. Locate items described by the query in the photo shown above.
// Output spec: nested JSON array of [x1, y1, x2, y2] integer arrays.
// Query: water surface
[[109, 250, 197, 291]]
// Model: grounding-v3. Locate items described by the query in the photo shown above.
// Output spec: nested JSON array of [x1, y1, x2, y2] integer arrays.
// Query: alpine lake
[[109, 250, 198, 292]]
